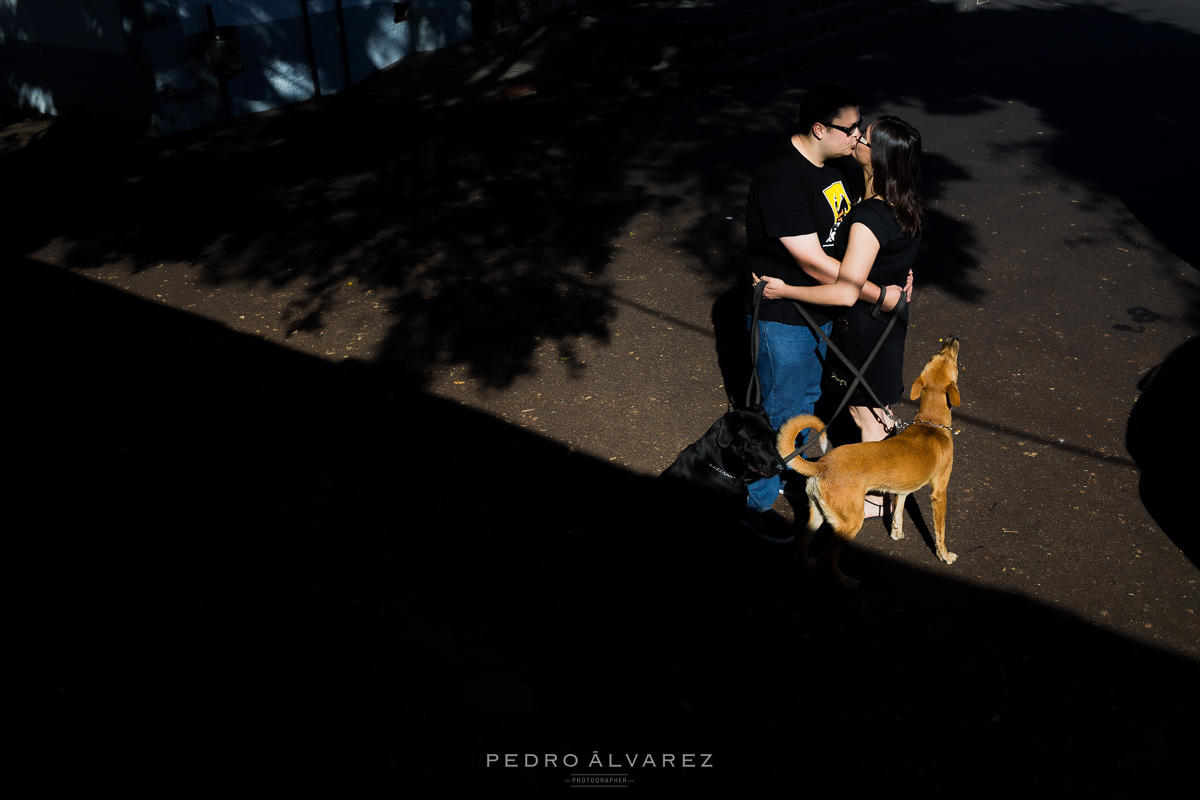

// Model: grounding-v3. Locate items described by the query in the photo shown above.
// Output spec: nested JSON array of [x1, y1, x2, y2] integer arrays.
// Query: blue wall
[[1, 0, 473, 135]]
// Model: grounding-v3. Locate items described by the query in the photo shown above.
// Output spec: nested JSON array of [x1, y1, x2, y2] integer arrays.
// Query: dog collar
[[707, 461, 735, 480], [913, 420, 955, 433]]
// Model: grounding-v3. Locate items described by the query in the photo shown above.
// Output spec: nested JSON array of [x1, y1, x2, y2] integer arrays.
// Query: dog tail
[[777, 415, 828, 476]]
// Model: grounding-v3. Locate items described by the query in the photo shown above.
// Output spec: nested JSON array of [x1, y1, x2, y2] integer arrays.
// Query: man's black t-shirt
[[744, 140, 863, 326]]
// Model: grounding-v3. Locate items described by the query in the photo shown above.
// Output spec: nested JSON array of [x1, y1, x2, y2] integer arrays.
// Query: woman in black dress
[[754, 116, 925, 518]]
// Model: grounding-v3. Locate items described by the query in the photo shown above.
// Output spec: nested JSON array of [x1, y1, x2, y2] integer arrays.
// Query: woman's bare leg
[[849, 405, 894, 518]]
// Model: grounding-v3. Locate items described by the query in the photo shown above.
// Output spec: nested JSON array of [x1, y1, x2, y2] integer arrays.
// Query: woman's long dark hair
[[869, 116, 925, 239]]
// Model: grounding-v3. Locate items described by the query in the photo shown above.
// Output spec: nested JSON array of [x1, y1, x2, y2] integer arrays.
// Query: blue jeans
[[745, 315, 830, 512]]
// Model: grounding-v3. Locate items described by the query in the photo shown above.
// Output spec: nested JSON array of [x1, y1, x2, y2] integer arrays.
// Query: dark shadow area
[[17, 258, 642, 790], [1126, 338, 1199, 566], [913, 153, 983, 303], [712, 283, 754, 407], [21, 257, 1197, 796]]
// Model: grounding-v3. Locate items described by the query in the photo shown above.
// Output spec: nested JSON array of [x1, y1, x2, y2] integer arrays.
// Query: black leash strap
[[746, 280, 767, 408], [748, 280, 907, 463]]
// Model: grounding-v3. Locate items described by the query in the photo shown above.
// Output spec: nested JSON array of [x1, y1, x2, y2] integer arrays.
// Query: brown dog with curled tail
[[778, 336, 961, 588]]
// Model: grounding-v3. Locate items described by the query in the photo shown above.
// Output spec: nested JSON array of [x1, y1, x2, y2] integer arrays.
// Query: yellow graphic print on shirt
[[822, 181, 852, 247]]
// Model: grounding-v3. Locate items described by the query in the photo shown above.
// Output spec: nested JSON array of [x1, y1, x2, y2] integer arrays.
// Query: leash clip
[[884, 407, 908, 431]]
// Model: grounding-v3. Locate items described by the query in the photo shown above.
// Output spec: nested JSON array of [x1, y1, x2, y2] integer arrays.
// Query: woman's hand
[[752, 273, 791, 301], [903, 268, 914, 302]]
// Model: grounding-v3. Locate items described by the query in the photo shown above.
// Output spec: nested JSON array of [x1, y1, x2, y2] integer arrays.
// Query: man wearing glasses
[[741, 82, 870, 541]]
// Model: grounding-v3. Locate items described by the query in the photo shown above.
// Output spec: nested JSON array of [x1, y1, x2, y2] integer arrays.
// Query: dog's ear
[[910, 376, 925, 401], [947, 381, 961, 407], [716, 415, 735, 448]]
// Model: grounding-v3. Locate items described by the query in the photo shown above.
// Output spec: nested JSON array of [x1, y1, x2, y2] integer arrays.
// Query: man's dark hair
[[797, 82, 859, 135]]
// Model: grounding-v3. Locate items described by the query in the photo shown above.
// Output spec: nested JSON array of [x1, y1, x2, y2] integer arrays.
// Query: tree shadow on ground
[[4, 5, 1196, 401]]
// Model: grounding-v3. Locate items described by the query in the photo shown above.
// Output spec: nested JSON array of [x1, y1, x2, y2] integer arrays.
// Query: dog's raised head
[[910, 335, 961, 407]]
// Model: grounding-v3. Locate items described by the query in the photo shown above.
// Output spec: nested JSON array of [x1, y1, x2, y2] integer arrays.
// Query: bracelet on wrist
[[871, 286, 889, 318]]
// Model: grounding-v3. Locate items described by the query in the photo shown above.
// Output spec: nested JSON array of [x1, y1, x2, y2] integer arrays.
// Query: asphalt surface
[[11, 0, 1199, 795]]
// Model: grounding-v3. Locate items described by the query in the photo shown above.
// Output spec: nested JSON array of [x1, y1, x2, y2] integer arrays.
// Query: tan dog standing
[[777, 337, 961, 588]]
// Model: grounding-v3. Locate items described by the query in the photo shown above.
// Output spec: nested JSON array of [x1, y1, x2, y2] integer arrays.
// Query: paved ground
[[11, 0, 1198, 795]]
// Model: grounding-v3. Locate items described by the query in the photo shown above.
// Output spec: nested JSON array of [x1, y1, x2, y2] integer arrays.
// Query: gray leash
[[747, 280, 907, 464]]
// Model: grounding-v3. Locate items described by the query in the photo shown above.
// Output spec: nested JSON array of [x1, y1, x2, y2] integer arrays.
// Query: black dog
[[620, 406, 785, 614], [656, 405, 785, 514]]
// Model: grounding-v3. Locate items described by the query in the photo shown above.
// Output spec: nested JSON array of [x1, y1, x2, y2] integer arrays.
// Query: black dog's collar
[[707, 461, 735, 480]]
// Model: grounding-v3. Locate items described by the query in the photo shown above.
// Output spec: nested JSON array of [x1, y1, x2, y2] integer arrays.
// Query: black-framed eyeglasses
[[824, 119, 864, 136], [857, 137, 871, 147]]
